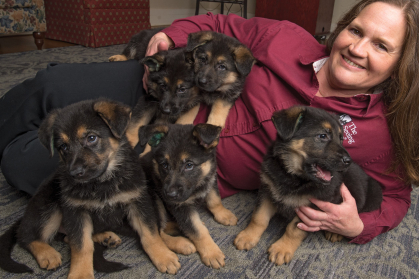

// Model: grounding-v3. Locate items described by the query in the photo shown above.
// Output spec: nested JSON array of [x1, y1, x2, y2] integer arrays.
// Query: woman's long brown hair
[[326, 0, 419, 185]]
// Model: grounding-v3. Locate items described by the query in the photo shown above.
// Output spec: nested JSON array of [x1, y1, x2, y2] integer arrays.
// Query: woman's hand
[[142, 32, 174, 91], [295, 183, 364, 238]]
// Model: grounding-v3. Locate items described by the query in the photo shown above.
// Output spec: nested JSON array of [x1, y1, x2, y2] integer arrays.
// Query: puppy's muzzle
[[164, 184, 184, 201], [341, 155, 351, 166], [69, 165, 86, 178]]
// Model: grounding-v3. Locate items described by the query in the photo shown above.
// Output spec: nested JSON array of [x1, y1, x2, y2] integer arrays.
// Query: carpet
[[0, 45, 419, 279]]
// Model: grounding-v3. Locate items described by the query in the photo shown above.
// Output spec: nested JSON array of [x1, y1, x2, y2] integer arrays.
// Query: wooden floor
[[0, 34, 76, 54]]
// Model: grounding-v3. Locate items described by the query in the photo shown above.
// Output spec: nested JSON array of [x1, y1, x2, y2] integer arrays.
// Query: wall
[[150, 0, 256, 26], [331, 0, 359, 31], [151, 0, 360, 33]]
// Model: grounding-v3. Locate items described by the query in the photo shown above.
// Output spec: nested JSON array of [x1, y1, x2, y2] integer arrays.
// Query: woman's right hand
[[142, 32, 174, 91]]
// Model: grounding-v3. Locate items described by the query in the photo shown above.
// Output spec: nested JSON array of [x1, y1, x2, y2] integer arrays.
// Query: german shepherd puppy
[[186, 31, 256, 128], [126, 48, 201, 148], [234, 106, 383, 265], [108, 27, 164, 62], [0, 99, 181, 277], [139, 123, 238, 269]]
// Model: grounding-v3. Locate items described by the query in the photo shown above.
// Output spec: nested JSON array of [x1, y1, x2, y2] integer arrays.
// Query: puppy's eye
[[160, 84, 168, 91], [87, 135, 97, 143], [317, 134, 329, 141], [185, 163, 194, 171], [199, 57, 206, 63], [161, 162, 169, 170], [217, 64, 227, 71], [59, 143, 69, 152], [177, 87, 186, 94]]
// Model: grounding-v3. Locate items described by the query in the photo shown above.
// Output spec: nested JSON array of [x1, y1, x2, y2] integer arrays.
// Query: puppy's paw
[[234, 229, 260, 251], [213, 208, 238, 226], [165, 235, 196, 255], [267, 239, 297, 266], [324, 232, 344, 243], [36, 247, 62, 270], [108, 54, 128, 62], [67, 271, 94, 279], [92, 231, 122, 248], [199, 245, 225, 269], [152, 250, 181, 275]]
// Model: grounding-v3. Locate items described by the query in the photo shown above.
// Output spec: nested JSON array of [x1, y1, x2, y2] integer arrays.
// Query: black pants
[[0, 60, 145, 195]]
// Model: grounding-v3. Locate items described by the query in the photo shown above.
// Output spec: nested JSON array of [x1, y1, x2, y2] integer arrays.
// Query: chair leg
[[33, 32, 45, 50], [243, 0, 247, 18], [220, 1, 224, 14], [195, 0, 200, 15]]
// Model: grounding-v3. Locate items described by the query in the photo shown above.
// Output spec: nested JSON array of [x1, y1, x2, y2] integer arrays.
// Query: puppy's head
[[186, 31, 256, 92], [271, 106, 351, 184], [142, 48, 200, 118], [38, 99, 132, 183], [139, 123, 221, 203]]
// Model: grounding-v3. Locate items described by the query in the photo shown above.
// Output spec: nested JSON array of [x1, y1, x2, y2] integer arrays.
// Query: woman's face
[[327, 2, 406, 93]]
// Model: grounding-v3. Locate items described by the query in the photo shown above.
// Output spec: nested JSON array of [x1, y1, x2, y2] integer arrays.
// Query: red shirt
[[163, 13, 412, 244]]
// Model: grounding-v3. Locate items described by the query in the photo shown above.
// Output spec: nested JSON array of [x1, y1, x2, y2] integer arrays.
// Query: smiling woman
[[318, 2, 406, 96], [326, 0, 419, 186]]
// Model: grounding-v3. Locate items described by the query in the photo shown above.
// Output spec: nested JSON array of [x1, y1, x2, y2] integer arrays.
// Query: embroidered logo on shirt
[[339, 114, 357, 145]]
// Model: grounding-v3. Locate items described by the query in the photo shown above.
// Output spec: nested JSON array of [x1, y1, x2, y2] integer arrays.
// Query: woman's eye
[[185, 163, 194, 171], [217, 64, 227, 71], [377, 43, 388, 52], [87, 135, 97, 143], [349, 28, 361, 36]]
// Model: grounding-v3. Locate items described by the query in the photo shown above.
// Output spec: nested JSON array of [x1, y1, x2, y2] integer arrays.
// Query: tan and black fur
[[186, 31, 256, 128], [0, 99, 182, 277], [126, 48, 201, 148], [108, 27, 164, 62], [234, 106, 383, 265], [139, 123, 238, 269]]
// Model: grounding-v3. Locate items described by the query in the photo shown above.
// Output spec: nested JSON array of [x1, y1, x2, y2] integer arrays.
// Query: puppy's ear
[[186, 31, 214, 52], [141, 53, 166, 72], [138, 124, 169, 147], [232, 45, 256, 76], [192, 124, 222, 150], [185, 51, 194, 65], [93, 100, 132, 139], [38, 109, 60, 157], [271, 106, 306, 141]]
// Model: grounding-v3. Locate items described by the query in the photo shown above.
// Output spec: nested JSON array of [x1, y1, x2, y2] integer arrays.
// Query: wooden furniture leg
[[33, 32, 45, 50]]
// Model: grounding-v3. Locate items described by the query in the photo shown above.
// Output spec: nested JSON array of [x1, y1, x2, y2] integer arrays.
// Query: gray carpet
[[1, 45, 419, 279]]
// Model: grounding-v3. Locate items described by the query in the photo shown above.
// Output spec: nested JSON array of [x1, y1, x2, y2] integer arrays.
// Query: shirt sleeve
[[162, 12, 294, 51], [349, 152, 412, 244]]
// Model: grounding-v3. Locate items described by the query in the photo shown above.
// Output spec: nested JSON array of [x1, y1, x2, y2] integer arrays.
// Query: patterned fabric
[[0, 0, 46, 34], [45, 0, 150, 48]]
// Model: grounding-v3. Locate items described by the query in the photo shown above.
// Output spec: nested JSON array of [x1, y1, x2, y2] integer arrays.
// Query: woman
[[1, 0, 418, 244]]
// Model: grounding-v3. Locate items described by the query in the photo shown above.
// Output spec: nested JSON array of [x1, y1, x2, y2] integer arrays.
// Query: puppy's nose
[[166, 189, 178, 198], [161, 104, 171, 114], [198, 77, 207, 85], [342, 156, 352, 165], [70, 166, 85, 177]]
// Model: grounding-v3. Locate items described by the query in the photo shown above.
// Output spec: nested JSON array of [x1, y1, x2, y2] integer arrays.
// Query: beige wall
[[331, 0, 359, 31], [151, 0, 359, 33]]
